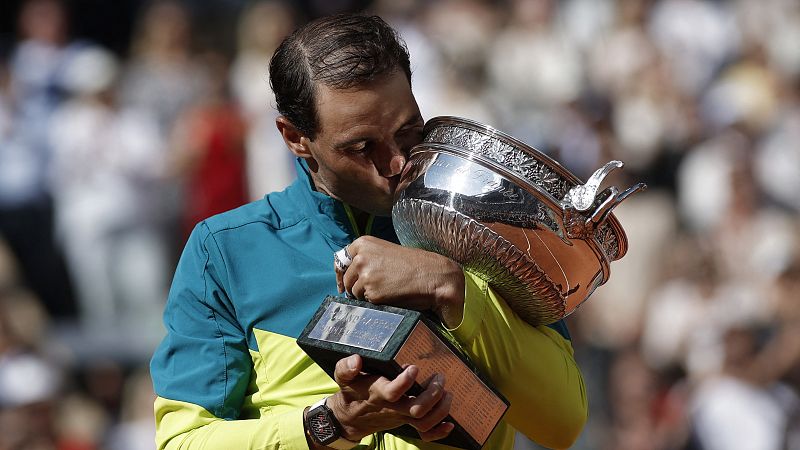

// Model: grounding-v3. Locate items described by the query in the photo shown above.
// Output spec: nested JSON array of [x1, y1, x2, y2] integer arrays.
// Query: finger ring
[[334, 246, 352, 272]]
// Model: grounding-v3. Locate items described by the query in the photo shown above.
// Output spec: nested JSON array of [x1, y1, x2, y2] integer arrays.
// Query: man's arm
[[339, 237, 588, 449], [151, 225, 456, 449], [150, 222, 312, 450], [451, 272, 587, 450], [154, 397, 309, 449]]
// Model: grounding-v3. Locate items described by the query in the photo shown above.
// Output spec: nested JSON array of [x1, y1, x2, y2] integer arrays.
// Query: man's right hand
[[327, 354, 455, 443]]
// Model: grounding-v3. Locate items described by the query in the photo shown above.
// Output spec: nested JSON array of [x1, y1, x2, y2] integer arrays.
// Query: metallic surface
[[392, 117, 645, 326]]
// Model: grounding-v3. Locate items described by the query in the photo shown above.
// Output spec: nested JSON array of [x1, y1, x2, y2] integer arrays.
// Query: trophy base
[[297, 296, 508, 450]]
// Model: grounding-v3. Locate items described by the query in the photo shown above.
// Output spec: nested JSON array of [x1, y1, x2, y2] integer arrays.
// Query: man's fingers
[[333, 354, 362, 386], [405, 373, 445, 419], [335, 268, 345, 294], [342, 268, 359, 299], [373, 364, 418, 403], [350, 278, 367, 301], [410, 391, 453, 434], [417, 421, 455, 442]]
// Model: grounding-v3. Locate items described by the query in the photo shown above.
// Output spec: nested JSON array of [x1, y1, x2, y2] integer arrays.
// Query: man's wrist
[[433, 261, 466, 328], [304, 397, 360, 449]]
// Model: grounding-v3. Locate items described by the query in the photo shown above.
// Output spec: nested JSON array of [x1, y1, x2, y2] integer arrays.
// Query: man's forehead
[[315, 74, 409, 109], [314, 73, 419, 138]]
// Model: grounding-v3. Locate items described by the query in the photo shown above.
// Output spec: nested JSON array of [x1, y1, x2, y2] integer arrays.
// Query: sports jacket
[[150, 159, 587, 450]]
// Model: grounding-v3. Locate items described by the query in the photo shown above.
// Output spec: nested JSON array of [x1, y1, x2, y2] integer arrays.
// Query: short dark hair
[[269, 14, 412, 139]]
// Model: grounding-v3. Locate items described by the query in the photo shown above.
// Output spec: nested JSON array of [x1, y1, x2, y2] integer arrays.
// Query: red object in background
[[180, 103, 248, 238]]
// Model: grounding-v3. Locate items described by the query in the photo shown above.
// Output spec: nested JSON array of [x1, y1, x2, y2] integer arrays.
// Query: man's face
[[302, 71, 424, 216]]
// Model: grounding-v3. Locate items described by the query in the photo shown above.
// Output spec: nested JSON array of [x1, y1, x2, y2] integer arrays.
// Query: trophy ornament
[[392, 116, 646, 326]]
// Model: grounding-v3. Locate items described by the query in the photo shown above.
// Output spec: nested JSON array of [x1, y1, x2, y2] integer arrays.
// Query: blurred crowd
[[0, 0, 798, 449]]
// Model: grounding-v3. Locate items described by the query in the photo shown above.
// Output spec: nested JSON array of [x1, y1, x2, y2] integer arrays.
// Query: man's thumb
[[333, 354, 362, 386]]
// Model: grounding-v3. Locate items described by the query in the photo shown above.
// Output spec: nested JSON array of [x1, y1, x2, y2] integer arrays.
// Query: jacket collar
[[291, 158, 396, 246]]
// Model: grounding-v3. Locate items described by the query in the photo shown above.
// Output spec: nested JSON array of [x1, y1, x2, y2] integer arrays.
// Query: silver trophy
[[392, 117, 646, 326]]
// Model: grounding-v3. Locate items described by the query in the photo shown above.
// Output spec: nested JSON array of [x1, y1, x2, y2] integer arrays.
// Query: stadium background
[[0, 0, 798, 449]]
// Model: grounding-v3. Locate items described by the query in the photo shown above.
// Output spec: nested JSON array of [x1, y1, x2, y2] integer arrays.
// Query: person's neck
[[354, 209, 371, 235]]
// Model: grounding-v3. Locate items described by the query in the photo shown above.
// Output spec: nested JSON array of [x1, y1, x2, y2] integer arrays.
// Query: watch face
[[309, 407, 338, 444]]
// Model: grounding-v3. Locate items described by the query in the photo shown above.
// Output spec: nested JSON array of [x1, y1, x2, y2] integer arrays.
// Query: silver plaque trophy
[[392, 116, 646, 327]]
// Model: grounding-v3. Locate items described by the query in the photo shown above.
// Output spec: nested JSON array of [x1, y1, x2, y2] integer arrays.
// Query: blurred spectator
[[118, 0, 210, 259], [230, 0, 296, 199], [0, 0, 77, 320], [0, 295, 64, 450], [105, 367, 156, 450], [701, 44, 780, 134], [604, 347, 691, 450], [576, 190, 678, 349], [611, 59, 681, 174], [48, 44, 168, 343], [677, 128, 747, 232], [170, 51, 248, 239], [0, 353, 62, 450], [55, 392, 108, 450], [689, 291, 800, 450], [586, 0, 655, 98], [487, 0, 583, 147], [549, 101, 609, 180], [373, 0, 450, 122], [649, 0, 740, 96], [754, 92, 800, 212], [733, 0, 800, 81], [118, 0, 208, 138]]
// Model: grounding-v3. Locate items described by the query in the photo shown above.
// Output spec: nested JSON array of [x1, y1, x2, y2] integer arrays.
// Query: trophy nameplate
[[297, 296, 508, 449]]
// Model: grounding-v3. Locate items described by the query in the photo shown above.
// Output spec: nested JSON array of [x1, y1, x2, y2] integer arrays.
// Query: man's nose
[[378, 145, 407, 178]]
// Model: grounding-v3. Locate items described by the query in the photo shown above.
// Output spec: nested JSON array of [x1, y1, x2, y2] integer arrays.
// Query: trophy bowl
[[392, 116, 646, 326]]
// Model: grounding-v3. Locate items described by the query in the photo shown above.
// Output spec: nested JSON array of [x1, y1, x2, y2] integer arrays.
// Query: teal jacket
[[150, 159, 587, 450]]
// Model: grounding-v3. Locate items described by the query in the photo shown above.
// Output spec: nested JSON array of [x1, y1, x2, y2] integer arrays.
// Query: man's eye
[[347, 142, 371, 154], [398, 126, 424, 141], [402, 125, 424, 135], [397, 126, 424, 148]]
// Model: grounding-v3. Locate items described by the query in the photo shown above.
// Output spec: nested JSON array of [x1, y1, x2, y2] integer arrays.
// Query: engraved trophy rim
[[415, 115, 584, 188], [411, 115, 630, 262]]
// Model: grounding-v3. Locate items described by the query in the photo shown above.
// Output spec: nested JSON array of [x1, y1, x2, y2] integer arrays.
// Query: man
[[151, 14, 587, 450]]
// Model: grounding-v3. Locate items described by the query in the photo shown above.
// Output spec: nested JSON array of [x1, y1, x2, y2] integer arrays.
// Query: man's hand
[[335, 236, 466, 327], [327, 354, 455, 442]]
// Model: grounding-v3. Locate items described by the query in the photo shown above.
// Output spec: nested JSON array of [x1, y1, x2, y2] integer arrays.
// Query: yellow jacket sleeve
[[448, 271, 588, 450], [154, 397, 310, 450]]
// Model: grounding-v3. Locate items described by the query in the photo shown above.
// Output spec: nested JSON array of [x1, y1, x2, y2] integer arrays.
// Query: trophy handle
[[564, 160, 624, 211], [562, 161, 647, 238], [587, 183, 647, 227]]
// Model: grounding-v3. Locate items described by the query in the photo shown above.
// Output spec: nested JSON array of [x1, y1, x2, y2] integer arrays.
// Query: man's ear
[[276, 116, 313, 159]]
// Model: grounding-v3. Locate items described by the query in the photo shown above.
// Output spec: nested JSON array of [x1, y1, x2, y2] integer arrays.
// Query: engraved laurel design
[[423, 123, 621, 261], [425, 125, 573, 202], [596, 223, 619, 260], [393, 198, 566, 326]]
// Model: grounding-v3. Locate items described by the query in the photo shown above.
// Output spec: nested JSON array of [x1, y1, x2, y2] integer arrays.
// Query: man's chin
[[373, 198, 396, 217], [371, 203, 393, 217], [349, 197, 393, 218]]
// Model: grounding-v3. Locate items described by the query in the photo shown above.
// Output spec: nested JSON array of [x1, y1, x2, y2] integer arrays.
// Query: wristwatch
[[304, 397, 360, 449]]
